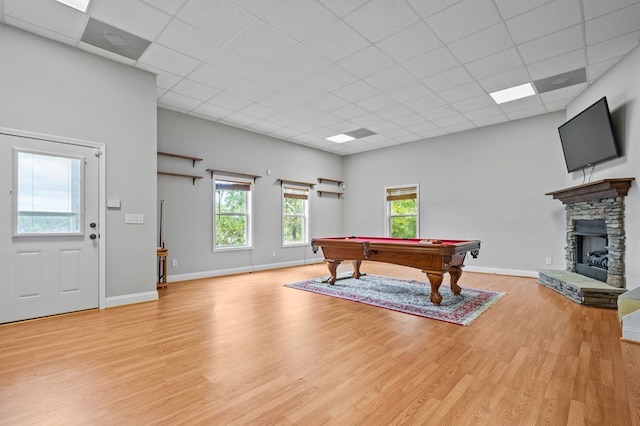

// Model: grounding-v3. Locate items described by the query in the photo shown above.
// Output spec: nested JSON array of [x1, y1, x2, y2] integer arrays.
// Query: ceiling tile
[[312, 92, 351, 111], [158, 91, 202, 111], [91, 0, 170, 40], [304, 20, 370, 62], [343, 0, 420, 43], [587, 31, 640, 65], [588, 57, 623, 81], [376, 22, 442, 62], [317, 0, 369, 18], [582, 0, 639, 20], [306, 64, 359, 91], [280, 80, 328, 103], [238, 102, 279, 120], [518, 24, 583, 64], [438, 82, 486, 104], [209, 91, 254, 110], [230, 19, 298, 61], [448, 23, 514, 63], [478, 67, 532, 92], [178, 0, 255, 41], [259, 0, 337, 42], [171, 79, 220, 101], [140, 0, 188, 15], [139, 44, 200, 76], [356, 93, 397, 112], [272, 45, 332, 79], [157, 19, 225, 61], [404, 94, 447, 113], [465, 48, 524, 80], [386, 81, 432, 103], [192, 102, 233, 119], [228, 0, 279, 16], [406, 0, 464, 18], [206, 45, 267, 76], [245, 63, 299, 90], [462, 104, 505, 120], [526, 48, 585, 79], [225, 79, 272, 101], [338, 45, 395, 79], [423, 66, 474, 92], [506, 0, 581, 44], [333, 80, 379, 102], [585, 2, 640, 45], [425, 0, 502, 43], [402, 46, 460, 79], [5, 0, 87, 39], [493, 0, 556, 20], [188, 63, 241, 89], [364, 65, 416, 91], [451, 94, 496, 113]]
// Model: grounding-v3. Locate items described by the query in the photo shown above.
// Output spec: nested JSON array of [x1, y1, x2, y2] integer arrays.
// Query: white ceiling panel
[[3, 0, 640, 155], [425, 0, 502, 43], [156, 19, 225, 61], [343, 0, 420, 43], [91, 0, 170, 40], [505, 0, 582, 44]]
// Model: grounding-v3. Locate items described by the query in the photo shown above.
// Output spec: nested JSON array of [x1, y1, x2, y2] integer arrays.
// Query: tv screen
[[558, 97, 620, 173]]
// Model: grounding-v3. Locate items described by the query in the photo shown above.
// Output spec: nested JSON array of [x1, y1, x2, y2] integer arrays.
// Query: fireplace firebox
[[574, 219, 608, 283]]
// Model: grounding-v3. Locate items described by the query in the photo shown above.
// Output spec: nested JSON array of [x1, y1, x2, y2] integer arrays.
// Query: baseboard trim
[[465, 266, 538, 278], [105, 290, 158, 308], [168, 259, 325, 283]]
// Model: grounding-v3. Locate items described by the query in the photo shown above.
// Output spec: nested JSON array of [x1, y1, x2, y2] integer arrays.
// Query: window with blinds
[[282, 185, 309, 246], [214, 176, 252, 250], [386, 185, 419, 238]]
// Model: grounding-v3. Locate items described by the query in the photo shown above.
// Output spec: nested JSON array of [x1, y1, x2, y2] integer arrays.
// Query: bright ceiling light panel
[[490, 83, 536, 104], [55, 0, 91, 12], [326, 134, 355, 143]]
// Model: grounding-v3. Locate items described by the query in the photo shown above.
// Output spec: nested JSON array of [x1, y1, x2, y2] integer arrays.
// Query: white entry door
[[0, 132, 100, 324]]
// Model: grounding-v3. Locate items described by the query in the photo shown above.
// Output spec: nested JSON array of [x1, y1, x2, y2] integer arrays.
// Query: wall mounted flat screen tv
[[558, 97, 620, 173]]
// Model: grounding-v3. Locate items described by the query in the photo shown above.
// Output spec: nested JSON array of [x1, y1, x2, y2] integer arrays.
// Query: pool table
[[311, 236, 481, 305]]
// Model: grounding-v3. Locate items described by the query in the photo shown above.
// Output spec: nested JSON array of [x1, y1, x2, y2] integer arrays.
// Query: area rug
[[284, 274, 505, 326]]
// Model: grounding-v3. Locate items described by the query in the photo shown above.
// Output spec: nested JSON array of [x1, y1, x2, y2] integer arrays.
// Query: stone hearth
[[540, 178, 633, 307]]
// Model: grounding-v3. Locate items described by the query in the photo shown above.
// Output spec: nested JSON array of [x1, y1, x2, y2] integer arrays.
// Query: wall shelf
[[158, 171, 203, 185], [317, 177, 343, 186], [277, 179, 315, 188], [158, 151, 203, 168], [207, 169, 261, 182], [318, 190, 343, 198]]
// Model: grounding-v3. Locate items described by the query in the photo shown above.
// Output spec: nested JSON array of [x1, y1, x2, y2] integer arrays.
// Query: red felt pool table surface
[[311, 236, 481, 305]]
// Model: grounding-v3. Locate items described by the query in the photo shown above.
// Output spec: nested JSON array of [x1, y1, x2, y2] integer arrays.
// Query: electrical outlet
[[171, 259, 177, 267], [125, 214, 144, 224], [545, 257, 553, 265], [272, 251, 276, 257]]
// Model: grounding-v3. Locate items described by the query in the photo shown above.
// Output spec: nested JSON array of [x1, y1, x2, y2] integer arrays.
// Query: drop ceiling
[[2, 0, 639, 155]]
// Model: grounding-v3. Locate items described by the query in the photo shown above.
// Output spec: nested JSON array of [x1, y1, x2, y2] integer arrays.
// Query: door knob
[[90, 222, 97, 228], [90, 234, 97, 240]]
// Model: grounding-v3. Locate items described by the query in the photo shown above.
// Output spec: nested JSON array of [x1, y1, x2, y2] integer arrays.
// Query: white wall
[[0, 25, 158, 300], [157, 108, 343, 280], [565, 45, 640, 290], [343, 111, 569, 277]]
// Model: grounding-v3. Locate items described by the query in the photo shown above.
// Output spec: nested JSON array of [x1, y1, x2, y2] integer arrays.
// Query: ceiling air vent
[[81, 18, 151, 60]]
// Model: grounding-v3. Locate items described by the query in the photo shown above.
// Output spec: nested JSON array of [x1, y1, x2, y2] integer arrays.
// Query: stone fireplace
[[539, 178, 633, 307]]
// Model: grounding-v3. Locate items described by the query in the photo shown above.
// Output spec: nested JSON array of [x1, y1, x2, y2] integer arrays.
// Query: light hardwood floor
[[1, 262, 639, 425]]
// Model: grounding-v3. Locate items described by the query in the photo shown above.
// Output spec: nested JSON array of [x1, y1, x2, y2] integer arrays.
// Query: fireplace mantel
[[546, 178, 634, 205]]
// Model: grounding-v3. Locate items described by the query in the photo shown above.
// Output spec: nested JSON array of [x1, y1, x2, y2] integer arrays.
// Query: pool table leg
[[448, 265, 463, 295], [326, 260, 341, 285], [425, 273, 444, 305], [352, 260, 362, 279]]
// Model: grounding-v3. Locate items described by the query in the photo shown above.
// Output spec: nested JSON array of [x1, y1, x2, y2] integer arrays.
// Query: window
[[282, 185, 309, 246], [214, 176, 252, 250], [386, 185, 419, 238], [14, 150, 83, 235]]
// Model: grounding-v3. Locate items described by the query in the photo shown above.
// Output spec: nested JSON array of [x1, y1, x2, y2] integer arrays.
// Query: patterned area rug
[[284, 274, 505, 326]]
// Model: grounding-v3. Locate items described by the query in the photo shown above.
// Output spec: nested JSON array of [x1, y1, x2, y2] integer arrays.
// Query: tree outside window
[[283, 186, 309, 245], [386, 185, 419, 238], [214, 177, 252, 249]]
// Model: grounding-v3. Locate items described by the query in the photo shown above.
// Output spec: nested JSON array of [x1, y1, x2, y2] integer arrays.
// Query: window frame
[[385, 184, 419, 239], [281, 184, 310, 247], [12, 148, 85, 237], [213, 174, 253, 252]]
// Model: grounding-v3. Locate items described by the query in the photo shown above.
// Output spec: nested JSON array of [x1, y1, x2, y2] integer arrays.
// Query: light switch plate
[[125, 213, 144, 224], [107, 199, 121, 208]]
